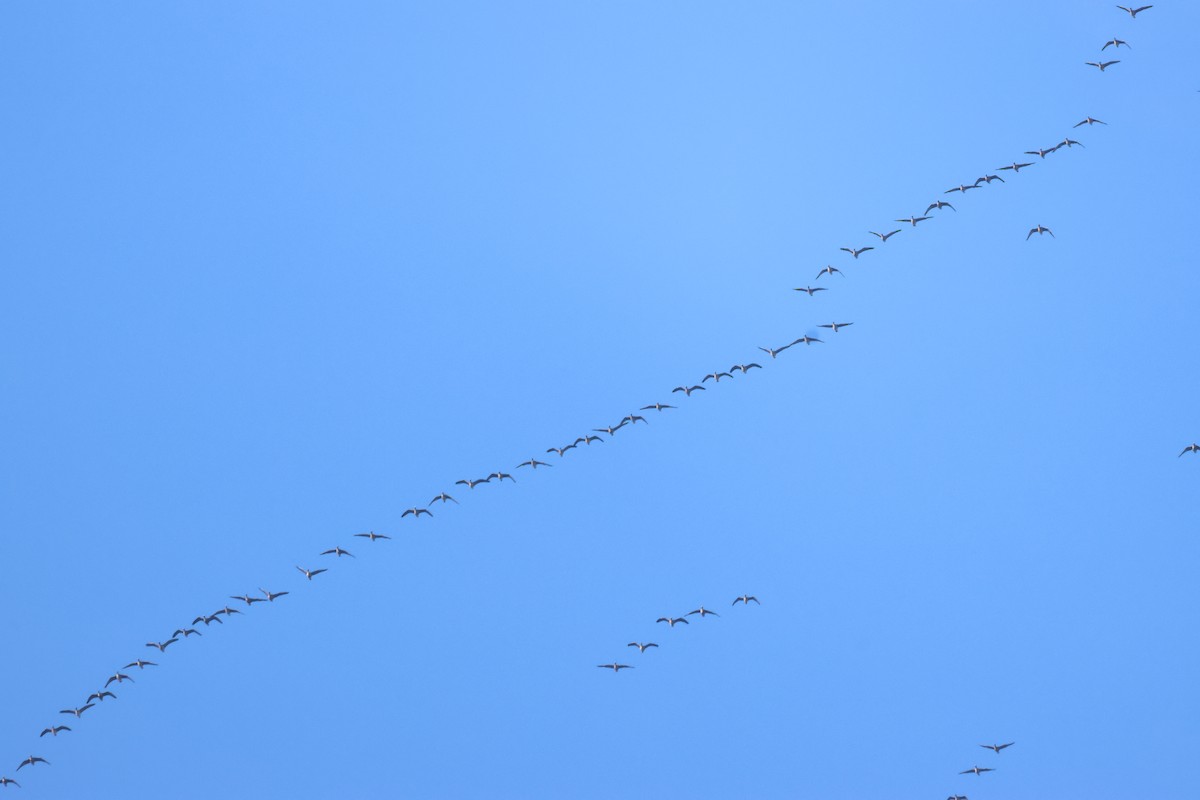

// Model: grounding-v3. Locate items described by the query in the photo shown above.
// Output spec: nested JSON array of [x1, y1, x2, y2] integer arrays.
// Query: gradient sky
[[3, 2, 1199, 798]]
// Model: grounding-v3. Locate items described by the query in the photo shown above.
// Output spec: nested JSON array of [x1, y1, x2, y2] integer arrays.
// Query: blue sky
[[2, 2, 1198, 797]]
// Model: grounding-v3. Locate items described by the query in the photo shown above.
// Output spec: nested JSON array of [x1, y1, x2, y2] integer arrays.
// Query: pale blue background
[[2, 2, 1198, 797]]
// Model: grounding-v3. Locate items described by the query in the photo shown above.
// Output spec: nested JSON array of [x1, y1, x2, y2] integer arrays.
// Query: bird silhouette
[[626, 643, 659, 653], [869, 229, 901, 242], [105, 673, 133, 687], [430, 493, 459, 505], [455, 477, 491, 489], [687, 606, 720, 618], [320, 546, 355, 558], [980, 742, 1015, 753], [819, 322, 854, 333], [1027, 224, 1055, 240], [1102, 37, 1130, 50], [85, 691, 116, 704], [354, 531, 392, 541], [790, 335, 823, 346], [641, 402, 676, 412], [840, 246, 874, 258], [59, 705, 93, 718], [959, 766, 995, 776], [1074, 116, 1106, 127], [1116, 4, 1152, 18], [673, 385, 706, 396], [926, 201, 956, 213], [260, 588, 289, 602], [732, 595, 761, 606], [1179, 443, 1200, 457], [895, 215, 931, 226], [39, 726, 71, 738], [793, 285, 828, 295], [517, 459, 552, 469], [296, 566, 328, 580], [1085, 60, 1120, 71], [145, 639, 178, 652], [815, 265, 844, 280], [757, 344, 792, 359], [656, 616, 689, 627], [15, 757, 48, 772], [998, 162, 1033, 172], [597, 663, 634, 672], [123, 659, 157, 670]]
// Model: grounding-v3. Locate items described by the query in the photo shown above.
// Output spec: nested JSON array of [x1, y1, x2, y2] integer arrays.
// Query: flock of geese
[[4, 3, 1181, 794]]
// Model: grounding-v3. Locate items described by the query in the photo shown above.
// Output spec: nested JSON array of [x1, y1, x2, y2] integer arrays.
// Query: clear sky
[[2, 2, 1198, 798]]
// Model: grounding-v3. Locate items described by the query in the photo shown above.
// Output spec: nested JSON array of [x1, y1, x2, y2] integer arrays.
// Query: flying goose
[[354, 531, 393, 541], [59, 705, 93, 718], [123, 659, 157, 670], [672, 385, 706, 396], [573, 434, 605, 446], [959, 766, 995, 775], [793, 285, 828, 295], [230, 594, 264, 606], [656, 616, 689, 627], [320, 546, 355, 558], [455, 477, 491, 489], [296, 566, 327, 580], [546, 444, 576, 457], [757, 344, 791, 359], [15, 757, 48, 772], [981, 742, 1015, 753], [840, 246, 874, 258], [260, 588, 289, 602], [975, 174, 1005, 185], [487, 471, 516, 483], [1074, 116, 1106, 127], [597, 663, 634, 672], [641, 402, 676, 412], [213, 605, 244, 616], [593, 423, 626, 436], [1025, 147, 1057, 159], [1059, 137, 1084, 149], [430, 493, 459, 505], [145, 639, 178, 652], [39, 726, 70, 738], [819, 322, 854, 333], [869, 229, 901, 242], [702, 371, 734, 383], [815, 265, 844, 279], [1179, 443, 1199, 457], [925, 200, 956, 213], [0, 777, 21, 788], [687, 606, 719, 618], [192, 613, 223, 626], [104, 673, 133, 687], [172, 628, 201, 638], [946, 796, 967, 800], [1116, 4, 1152, 17], [998, 161, 1034, 172], [621, 413, 649, 425], [402, 507, 433, 518], [85, 691, 116, 704], [895, 215, 931, 226], [1027, 224, 1055, 240], [790, 335, 823, 346], [944, 184, 978, 194], [627, 642, 659, 653], [730, 363, 762, 374], [517, 459, 552, 469], [1102, 38, 1130, 50], [732, 595, 761, 605], [1085, 60, 1120, 71]]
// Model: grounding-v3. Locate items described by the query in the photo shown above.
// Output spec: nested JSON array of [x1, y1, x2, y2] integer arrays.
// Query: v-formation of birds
[[7, 2, 1183, 793]]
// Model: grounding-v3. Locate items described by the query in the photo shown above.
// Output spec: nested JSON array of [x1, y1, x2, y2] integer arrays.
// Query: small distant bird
[[688, 606, 719, 618], [193, 614, 223, 626], [260, 588, 289, 602], [1103, 38, 1130, 50], [1074, 116, 1106, 127], [355, 531, 392, 542], [15, 757, 48, 772], [1116, 5, 1152, 18], [455, 477, 490, 489], [702, 371, 733, 383], [819, 322, 854, 333], [0, 777, 21, 788], [947, 796, 967, 800], [105, 673, 133, 687], [656, 616, 689, 627], [593, 423, 626, 436], [732, 595, 761, 606], [230, 594, 264, 606], [790, 335, 823, 346], [574, 435, 605, 446], [402, 507, 433, 518], [959, 766, 995, 776], [213, 605, 244, 617], [123, 659, 157, 670], [546, 445, 576, 457], [757, 344, 791, 359], [944, 184, 978, 194], [320, 546, 355, 558], [869, 229, 901, 242], [729, 363, 761, 374], [1025, 147, 1057, 159], [1027, 224, 1055, 240], [793, 285, 828, 295], [59, 706, 93, 718], [85, 691, 116, 704], [895, 215, 931, 226], [172, 628, 201, 638], [981, 742, 1015, 753], [627, 642, 659, 653], [145, 639, 178, 652], [998, 162, 1034, 174], [641, 402, 676, 412], [815, 265, 844, 280], [517, 459, 552, 469], [974, 174, 1005, 185], [1085, 60, 1120, 71], [926, 201, 956, 213], [296, 566, 327, 580], [597, 663, 634, 672], [430, 493, 459, 505], [1179, 443, 1200, 457], [1059, 137, 1085, 149], [673, 385, 706, 396], [840, 246, 874, 258], [39, 726, 70, 738], [621, 414, 649, 425], [487, 472, 516, 483]]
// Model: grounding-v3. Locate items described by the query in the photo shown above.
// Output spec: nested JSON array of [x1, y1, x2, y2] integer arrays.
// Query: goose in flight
[[1116, 4, 1152, 17], [430, 493, 459, 505], [172, 628, 202, 638], [959, 766, 995, 775], [895, 215, 931, 226], [593, 423, 626, 436], [1102, 37, 1130, 50], [213, 605, 244, 617], [621, 413, 649, 425], [1027, 224, 1055, 240], [641, 402, 676, 412], [840, 246, 874, 258], [105, 673, 133, 687], [688, 606, 720, 618], [123, 659, 157, 670], [260, 588, 289, 602], [546, 444, 576, 457], [974, 174, 1005, 185], [39, 726, 71, 738], [488, 471, 516, 483], [145, 639, 178, 652], [815, 265, 844, 279], [1085, 60, 1120, 71], [703, 371, 734, 383], [296, 566, 327, 580], [1025, 146, 1057, 159], [193, 613, 223, 626], [15, 757, 48, 772], [757, 344, 792, 359], [998, 161, 1034, 172], [732, 595, 761, 605], [944, 184, 978, 194], [1179, 443, 1199, 457], [946, 796, 967, 800], [230, 593, 265, 606], [672, 385, 706, 396], [869, 229, 901, 242], [0, 777, 21, 788], [59, 705, 94, 718], [1074, 116, 1106, 127], [402, 507, 433, 518], [925, 201, 955, 213], [980, 742, 1015, 753], [355, 531, 393, 541], [86, 691, 116, 704], [790, 335, 823, 346], [1059, 137, 1084, 149], [627, 642, 659, 653], [819, 322, 854, 333], [574, 434, 605, 446], [793, 285, 828, 295], [656, 616, 689, 627], [455, 477, 490, 489], [730, 363, 762, 374], [320, 546, 355, 558], [517, 459, 552, 469], [597, 663, 634, 672]]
